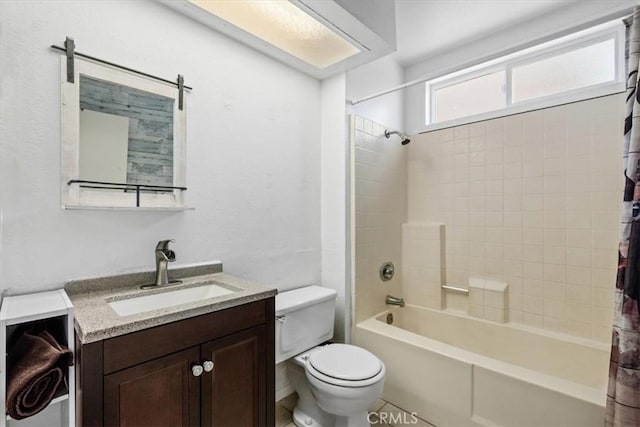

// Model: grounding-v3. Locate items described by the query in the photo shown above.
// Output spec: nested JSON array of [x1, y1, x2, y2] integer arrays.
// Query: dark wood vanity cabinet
[[104, 347, 201, 426], [76, 298, 275, 427], [201, 326, 265, 426]]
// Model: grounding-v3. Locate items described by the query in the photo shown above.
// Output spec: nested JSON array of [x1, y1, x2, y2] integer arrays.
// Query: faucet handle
[[158, 249, 176, 262], [156, 239, 175, 251]]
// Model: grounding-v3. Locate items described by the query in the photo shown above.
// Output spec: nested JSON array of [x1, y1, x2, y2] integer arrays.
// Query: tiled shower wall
[[354, 116, 406, 322], [408, 94, 624, 341]]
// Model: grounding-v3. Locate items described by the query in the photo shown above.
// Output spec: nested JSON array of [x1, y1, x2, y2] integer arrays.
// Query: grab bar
[[441, 285, 469, 294]]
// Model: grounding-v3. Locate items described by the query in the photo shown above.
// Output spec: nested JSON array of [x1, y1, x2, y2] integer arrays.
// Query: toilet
[[276, 286, 385, 427]]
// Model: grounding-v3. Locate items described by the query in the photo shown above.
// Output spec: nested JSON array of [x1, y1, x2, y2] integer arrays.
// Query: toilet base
[[292, 407, 333, 427], [288, 359, 335, 427], [335, 413, 371, 427]]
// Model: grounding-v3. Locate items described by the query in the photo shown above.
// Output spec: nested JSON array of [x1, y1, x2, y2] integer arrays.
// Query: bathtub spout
[[386, 295, 405, 307]]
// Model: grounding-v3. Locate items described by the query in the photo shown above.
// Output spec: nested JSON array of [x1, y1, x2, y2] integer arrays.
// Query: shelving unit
[[0, 290, 75, 427]]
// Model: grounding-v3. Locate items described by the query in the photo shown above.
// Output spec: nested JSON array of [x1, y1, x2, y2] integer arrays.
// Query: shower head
[[384, 129, 411, 145]]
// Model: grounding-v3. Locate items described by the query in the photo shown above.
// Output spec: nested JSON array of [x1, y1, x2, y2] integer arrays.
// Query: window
[[434, 70, 505, 123], [511, 38, 616, 103], [425, 20, 623, 127]]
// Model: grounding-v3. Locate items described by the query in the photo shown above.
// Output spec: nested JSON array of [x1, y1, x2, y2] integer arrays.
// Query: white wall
[[347, 55, 405, 133], [274, 71, 348, 404], [320, 73, 349, 343], [0, 0, 322, 295], [404, 0, 637, 134]]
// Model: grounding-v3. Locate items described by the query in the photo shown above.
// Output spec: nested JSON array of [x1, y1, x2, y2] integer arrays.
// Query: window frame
[[425, 21, 625, 130], [507, 32, 621, 104]]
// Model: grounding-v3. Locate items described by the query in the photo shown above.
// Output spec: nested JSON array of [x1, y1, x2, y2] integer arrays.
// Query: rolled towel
[[6, 330, 73, 420]]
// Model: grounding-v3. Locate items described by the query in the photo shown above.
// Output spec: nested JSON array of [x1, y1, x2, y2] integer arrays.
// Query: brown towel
[[6, 330, 73, 420]]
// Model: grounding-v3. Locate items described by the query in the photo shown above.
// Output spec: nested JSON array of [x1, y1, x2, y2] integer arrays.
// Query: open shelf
[[6, 387, 69, 421], [64, 205, 194, 211], [0, 290, 75, 427]]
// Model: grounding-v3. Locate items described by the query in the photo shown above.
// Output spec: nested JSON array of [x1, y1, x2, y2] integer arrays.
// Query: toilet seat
[[306, 344, 384, 388]]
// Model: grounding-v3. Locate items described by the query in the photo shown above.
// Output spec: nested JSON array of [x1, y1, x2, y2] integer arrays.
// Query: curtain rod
[[50, 45, 193, 91], [347, 7, 633, 106]]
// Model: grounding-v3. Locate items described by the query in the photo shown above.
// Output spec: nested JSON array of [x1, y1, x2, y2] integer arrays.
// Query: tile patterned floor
[[275, 394, 435, 427], [276, 393, 297, 427]]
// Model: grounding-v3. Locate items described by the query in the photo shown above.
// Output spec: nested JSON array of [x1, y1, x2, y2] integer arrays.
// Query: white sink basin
[[109, 283, 235, 316]]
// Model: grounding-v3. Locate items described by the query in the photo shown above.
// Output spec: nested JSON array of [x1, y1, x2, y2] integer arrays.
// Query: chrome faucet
[[386, 295, 405, 307], [141, 239, 181, 289]]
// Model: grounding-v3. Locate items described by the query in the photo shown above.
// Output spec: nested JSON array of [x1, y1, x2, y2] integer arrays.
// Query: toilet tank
[[275, 286, 337, 364]]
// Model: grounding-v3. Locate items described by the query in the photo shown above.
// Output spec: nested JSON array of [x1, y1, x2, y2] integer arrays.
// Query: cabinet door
[[201, 326, 266, 427], [104, 346, 200, 427]]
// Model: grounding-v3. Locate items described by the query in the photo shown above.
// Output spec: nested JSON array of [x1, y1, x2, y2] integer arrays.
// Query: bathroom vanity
[[65, 264, 276, 427]]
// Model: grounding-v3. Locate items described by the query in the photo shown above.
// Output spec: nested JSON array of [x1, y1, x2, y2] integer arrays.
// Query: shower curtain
[[606, 7, 640, 427]]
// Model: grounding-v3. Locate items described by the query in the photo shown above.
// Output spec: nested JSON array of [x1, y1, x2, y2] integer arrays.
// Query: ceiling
[[394, 0, 571, 66]]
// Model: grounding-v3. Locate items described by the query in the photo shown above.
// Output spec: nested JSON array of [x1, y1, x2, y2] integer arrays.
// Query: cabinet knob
[[192, 364, 204, 377], [203, 360, 214, 372]]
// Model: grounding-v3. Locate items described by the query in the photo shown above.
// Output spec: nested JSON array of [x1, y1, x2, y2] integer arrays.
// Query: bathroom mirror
[[61, 58, 186, 209]]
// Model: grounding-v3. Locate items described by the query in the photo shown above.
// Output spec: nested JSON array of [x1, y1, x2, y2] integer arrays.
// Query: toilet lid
[[308, 344, 382, 381]]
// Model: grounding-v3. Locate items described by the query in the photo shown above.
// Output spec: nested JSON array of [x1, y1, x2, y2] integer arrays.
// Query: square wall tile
[[396, 94, 623, 341]]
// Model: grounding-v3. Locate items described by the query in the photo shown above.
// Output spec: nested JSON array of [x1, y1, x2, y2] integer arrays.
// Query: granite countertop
[[65, 263, 277, 344]]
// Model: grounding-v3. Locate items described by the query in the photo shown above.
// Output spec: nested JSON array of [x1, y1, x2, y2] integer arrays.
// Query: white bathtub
[[355, 305, 610, 427]]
